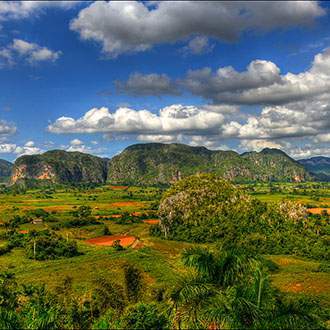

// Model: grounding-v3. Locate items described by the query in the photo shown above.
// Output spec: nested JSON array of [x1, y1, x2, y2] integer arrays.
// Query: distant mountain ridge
[[298, 156, 330, 181], [6, 143, 323, 186], [107, 143, 312, 185], [0, 159, 13, 181]]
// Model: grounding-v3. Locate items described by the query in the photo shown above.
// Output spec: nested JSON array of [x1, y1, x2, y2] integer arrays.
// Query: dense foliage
[[0, 261, 171, 330], [25, 230, 80, 260], [155, 174, 329, 260], [0, 248, 327, 330], [169, 247, 327, 329], [0, 228, 79, 260]]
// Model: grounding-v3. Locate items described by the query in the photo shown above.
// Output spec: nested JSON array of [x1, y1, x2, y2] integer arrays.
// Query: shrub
[[118, 303, 169, 330], [71, 205, 92, 218], [123, 263, 143, 303], [0, 244, 11, 256], [25, 230, 80, 260], [112, 240, 124, 251], [102, 225, 111, 236]]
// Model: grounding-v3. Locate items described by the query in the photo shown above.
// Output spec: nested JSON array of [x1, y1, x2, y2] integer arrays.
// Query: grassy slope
[[267, 255, 329, 308]]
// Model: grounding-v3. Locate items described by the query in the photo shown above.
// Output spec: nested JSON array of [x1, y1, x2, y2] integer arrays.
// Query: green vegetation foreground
[[0, 249, 327, 329], [0, 175, 329, 329]]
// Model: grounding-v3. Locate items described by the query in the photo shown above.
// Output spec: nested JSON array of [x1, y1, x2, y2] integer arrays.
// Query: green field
[[242, 182, 330, 207], [0, 182, 329, 328], [0, 183, 329, 292]]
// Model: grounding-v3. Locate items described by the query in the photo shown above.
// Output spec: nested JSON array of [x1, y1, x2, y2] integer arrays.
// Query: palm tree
[[0, 308, 21, 330], [170, 247, 274, 329], [170, 274, 216, 328], [20, 284, 66, 329], [181, 246, 252, 287]]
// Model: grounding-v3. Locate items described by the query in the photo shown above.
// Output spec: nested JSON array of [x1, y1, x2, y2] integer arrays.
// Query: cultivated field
[[0, 182, 329, 309]]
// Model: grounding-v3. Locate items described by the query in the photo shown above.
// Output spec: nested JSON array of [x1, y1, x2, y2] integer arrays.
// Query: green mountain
[[241, 148, 310, 182], [9, 144, 316, 186], [0, 159, 13, 181], [298, 156, 330, 181], [108, 143, 312, 185], [11, 150, 108, 185]]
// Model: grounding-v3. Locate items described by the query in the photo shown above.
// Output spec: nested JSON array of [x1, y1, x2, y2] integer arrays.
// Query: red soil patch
[[110, 186, 128, 190], [307, 208, 330, 215], [110, 214, 123, 218], [19, 230, 29, 234], [143, 219, 160, 225], [86, 235, 136, 247], [110, 201, 143, 208], [131, 211, 142, 216]]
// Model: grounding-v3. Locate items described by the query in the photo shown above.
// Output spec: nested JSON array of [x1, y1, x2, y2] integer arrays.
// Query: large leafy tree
[[157, 174, 328, 260]]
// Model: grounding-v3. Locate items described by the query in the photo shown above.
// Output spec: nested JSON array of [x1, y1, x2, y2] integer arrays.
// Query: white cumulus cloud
[[70, 1, 324, 57], [48, 104, 225, 135], [0, 143, 16, 153], [14, 140, 42, 156], [183, 48, 330, 105], [239, 139, 284, 152], [0, 1, 79, 21], [0, 39, 61, 66]]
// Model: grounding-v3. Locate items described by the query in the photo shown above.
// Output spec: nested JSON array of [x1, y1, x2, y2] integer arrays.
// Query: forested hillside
[[108, 143, 311, 185], [11, 150, 108, 185]]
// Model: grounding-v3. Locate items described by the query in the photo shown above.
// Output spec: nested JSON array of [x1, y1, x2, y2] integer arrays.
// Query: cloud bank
[[70, 1, 324, 57], [182, 49, 330, 105], [48, 105, 225, 135]]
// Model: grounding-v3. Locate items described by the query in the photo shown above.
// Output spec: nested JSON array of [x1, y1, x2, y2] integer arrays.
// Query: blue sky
[[0, 1, 329, 161]]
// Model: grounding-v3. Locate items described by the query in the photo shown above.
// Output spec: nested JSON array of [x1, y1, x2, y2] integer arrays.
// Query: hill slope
[[298, 156, 330, 181], [0, 159, 13, 181], [241, 148, 310, 182], [108, 143, 311, 185], [11, 150, 108, 185]]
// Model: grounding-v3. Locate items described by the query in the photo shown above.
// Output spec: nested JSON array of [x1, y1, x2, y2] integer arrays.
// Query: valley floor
[[0, 182, 329, 316]]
